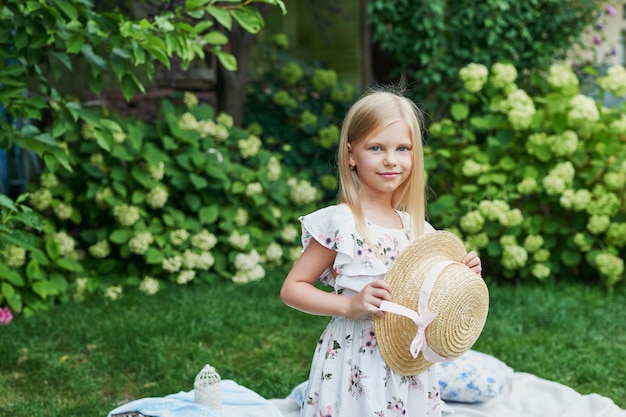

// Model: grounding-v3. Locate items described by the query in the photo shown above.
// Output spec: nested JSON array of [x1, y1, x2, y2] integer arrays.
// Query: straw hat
[[374, 230, 489, 376]]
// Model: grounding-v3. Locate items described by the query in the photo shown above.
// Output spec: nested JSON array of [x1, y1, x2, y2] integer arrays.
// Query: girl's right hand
[[348, 279, 392, 319]]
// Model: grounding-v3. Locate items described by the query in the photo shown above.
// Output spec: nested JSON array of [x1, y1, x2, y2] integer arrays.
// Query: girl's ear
[[347, 143, 356, 168]]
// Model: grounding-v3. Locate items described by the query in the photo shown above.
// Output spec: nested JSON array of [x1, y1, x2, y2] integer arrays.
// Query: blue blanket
[[107, 380, 284, 417]]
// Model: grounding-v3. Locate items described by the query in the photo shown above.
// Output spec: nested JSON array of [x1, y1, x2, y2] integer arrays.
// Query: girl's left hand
[[462, 251, 482, 276]]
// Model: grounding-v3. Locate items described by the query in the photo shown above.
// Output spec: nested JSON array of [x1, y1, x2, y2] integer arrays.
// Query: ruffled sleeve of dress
[[299, 204, 358, 287]]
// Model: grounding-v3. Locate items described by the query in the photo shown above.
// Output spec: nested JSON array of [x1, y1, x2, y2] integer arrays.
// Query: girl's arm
[[280, 239, 391, 318]]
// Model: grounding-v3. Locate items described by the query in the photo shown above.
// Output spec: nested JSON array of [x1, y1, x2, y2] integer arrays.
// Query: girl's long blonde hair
[[337, 89, 426, 240]]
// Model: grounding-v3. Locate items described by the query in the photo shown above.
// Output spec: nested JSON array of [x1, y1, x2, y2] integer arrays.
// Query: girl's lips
[[379, 172, 400, 179]]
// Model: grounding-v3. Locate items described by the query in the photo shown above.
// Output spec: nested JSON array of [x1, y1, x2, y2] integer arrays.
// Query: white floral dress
[[298, 204, 441, 417]]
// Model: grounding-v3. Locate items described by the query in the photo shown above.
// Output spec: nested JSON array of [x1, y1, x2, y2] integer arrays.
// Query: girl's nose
[[384, 153, 397, 167]]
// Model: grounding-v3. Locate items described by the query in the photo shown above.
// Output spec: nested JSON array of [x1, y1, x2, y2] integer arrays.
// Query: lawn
[[0, 275, 624, 416]]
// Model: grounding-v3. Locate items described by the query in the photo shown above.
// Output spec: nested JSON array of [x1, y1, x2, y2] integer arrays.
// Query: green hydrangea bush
[[17, 94, 321, 310], [427, 61, 626, 287], [245, 36, 357, 201]]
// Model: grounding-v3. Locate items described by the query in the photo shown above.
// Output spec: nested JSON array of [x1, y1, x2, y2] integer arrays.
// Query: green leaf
[[189, 173, 209, 189], [185, 193, 201, 211], [145, 248, 164, 264], [203, 31, 229, 45], [0, 264, 25, 286], [46, 239, 60, 260], [199, 205, 219, 224], [26, 259, 41, 281], [231, 7, 264, 34], [50, 0, 78, 20], [82, 44, 108, 70], [214, 50, 237, 71], [206, 6, 232, 30], [110, 229, 132, 244], [56, 258, 84, 272], [451, 103, 469, 121]]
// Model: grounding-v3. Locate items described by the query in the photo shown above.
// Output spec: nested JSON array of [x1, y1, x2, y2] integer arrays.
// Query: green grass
[[1, 276, 625, 416]]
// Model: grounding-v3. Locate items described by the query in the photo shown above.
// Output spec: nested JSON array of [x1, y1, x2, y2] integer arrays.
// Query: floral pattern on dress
[[359, 325, 377, 354]]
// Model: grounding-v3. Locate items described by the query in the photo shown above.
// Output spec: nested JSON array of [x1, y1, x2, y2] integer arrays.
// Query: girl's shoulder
[[300, 204, 355, 228]]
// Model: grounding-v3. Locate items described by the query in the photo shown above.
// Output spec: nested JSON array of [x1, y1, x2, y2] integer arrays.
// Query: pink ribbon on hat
[[379, 259, 463, 363]]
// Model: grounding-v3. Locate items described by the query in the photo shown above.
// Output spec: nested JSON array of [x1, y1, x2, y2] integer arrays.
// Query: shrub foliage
[[427, 62, 626, 287]]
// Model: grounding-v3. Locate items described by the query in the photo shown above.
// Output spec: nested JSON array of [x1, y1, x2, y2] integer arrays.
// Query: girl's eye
[[398, 146, 409, 152], [369, 146, 381, 151]]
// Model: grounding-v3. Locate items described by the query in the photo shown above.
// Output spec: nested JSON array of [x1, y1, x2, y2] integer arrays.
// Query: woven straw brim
[[374, 231, 489, 376]]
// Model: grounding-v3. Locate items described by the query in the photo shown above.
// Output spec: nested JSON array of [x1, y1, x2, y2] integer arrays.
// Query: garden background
[[1, 0, 625, 415]]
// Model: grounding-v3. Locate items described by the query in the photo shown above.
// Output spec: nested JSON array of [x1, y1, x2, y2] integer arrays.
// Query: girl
[[280, 89, 482, 417]]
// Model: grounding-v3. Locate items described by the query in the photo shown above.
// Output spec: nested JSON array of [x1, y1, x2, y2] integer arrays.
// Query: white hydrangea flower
[[139, 276, 159, 295], [573, 233, 593, 252], [460, 210, 485, 234], [551, 130, 578, 157], [146, 186, 168, 209], [265, 242, 283, 262], [53, 232, 76, 256], [461, 160, 483, 177], [112, 131, 126, 144], [170, 229, 190, 247], [191, 230, 217, 251], [280, 224, 299, 243], [176, 269, 196, 285], [3, 245, 26, 268], [498, 208, 523, 227], [183, 92, 199, 109], [501, 245, 528, 270], [147, 161, 165, 181], [597, 65, 626, 97], [586, 215, 611, 235], [163, 255, 183, 273], [531, 263, 551, 280], [128, 232, 154, 255], [104, 285, 123, 301], [459, 63, 489, 93], [560, 189, 592, 211], [604, 172, 625, 191], [216, 112, 234, 128], [478, 200, 510, 220], [197, 120, 217, 138], [533, 248, 550, 262], [595, 252, 624, 280], [40, 172, 59, 188], [88, 239, 110, 258], [490, 63, 517, 89], [547, 62, 579, 90], [267, 156, 282, 181], [238, 135, 262, 159], [179, 112, 199, 130], [113, 204, 140, 227], [523, 235, 544, 252], [567, 95, 599, 128], [195, 251, 215, 270], [504, 89, 535, 130], [289, 179, 318, 205], [234, 208, 248, 227], [517, 177, 538, 194], [54, 203, 73, 220], [228, 230, 250, 250], [246, 182, 263, 197], [29, 188, 52, 211]]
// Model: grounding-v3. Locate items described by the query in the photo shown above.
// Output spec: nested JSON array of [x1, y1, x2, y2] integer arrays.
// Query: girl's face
[[348, 120, 413, 198]]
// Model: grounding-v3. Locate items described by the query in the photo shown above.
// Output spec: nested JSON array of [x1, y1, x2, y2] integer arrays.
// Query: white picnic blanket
[[107, 372, 626, 417], [270, 372, 626, 417]]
